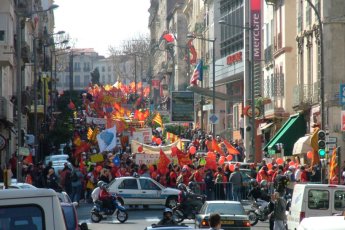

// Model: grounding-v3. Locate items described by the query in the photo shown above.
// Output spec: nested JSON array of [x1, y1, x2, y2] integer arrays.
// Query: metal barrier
[[191, 182, 251, 201]]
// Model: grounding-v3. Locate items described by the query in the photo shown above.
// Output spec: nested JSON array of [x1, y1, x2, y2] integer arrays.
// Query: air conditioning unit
[[0, 97, 7, 120]]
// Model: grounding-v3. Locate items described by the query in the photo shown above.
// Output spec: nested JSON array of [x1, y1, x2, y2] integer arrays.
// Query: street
[[77, 203, 269, 230]]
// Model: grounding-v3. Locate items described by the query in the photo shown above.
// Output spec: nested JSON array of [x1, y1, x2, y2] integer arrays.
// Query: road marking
[[145, 217, 160, 222]]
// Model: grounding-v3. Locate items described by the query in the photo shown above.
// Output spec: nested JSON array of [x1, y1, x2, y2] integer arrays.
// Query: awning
[[292, 135, 313, 155], [263, 113, 306, 156], [187, 86, 229, 101]]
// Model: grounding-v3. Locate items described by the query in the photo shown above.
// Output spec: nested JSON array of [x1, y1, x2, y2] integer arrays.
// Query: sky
[[53, 0, 150, 57]]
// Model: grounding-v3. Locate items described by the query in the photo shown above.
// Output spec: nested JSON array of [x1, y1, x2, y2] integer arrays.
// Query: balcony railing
[[264, 45, 272, 64], [293, 83, 320, 107]]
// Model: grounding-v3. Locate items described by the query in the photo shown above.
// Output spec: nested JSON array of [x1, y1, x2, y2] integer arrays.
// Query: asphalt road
[[77, 202, 269, 230]]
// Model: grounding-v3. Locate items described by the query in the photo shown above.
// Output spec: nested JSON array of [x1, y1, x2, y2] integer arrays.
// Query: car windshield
[[206, 203, 245, 215], [61, 205, 76, 230]]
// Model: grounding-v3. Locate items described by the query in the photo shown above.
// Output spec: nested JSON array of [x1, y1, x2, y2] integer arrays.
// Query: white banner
[[86, 116, 107, 125]]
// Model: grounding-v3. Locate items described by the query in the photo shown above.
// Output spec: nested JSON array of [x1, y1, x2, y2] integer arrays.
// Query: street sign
[[340, 84, 345, 105], [209, 113, 219, 124]]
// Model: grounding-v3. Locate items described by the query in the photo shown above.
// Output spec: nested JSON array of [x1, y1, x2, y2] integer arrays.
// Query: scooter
[[172, 194, 206, 223], [90, 194, 128, 223]]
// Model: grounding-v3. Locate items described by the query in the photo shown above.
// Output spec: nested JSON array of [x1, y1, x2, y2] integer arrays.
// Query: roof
[[0, 188, 57, 199], [295, 183, 345, 188], [205, 200, 242, 204]]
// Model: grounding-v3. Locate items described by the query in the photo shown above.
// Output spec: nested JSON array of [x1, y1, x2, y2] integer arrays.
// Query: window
[[139, 179, 160, 190], [308, 189, 329, 210], [334, 190, 345, 210], [0, 205, 45, 230], [0, 30, 4, 41], [118, 179, 138, 189]]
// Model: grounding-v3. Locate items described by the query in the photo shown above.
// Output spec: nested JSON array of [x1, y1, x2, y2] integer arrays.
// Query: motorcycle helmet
[[177, 183, 187, 191], [188, 181, 196, 190], [97, 180, 105, 187], [260, 180, 268, 187], [100, 182, 108, 189]]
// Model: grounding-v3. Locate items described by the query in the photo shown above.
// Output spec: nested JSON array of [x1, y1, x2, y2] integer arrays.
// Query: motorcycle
[[246, 199, 270, 226], [90, 194, 128, 223], [172, 194, 206, 223]]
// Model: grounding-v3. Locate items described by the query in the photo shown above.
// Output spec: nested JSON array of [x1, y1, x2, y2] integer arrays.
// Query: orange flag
[[212, 139, 225, 156], [175, 147, 192, 166], [223, 140, 240, 155], [310, 127, 320, 166], [157, 149, 171, 175]]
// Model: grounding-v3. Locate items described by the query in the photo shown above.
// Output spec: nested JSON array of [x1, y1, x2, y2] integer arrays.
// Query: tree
[[90, 67, 100, 85]]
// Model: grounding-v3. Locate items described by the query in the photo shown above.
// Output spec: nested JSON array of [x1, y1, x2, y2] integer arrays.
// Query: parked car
[[56, 191, 88, 230], [45, 154, 70, 165], [0, 189, 67, 230], [195, 201, 250, 229], [52, 161, 74, 177], [0, 179, 37, 190], [107, 175, 180, 207]]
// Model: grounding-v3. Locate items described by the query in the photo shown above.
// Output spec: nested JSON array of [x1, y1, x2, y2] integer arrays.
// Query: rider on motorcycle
[[248, 179, 269, 212], [157, 208, 177, 226], [98, 182, 113, 211], [177, 183, 203, 214]]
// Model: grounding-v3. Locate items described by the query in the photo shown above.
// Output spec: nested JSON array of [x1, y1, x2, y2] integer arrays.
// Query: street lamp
[[15, 3, 59, 177], [305, 0, 325, 130], [187, 34, 216, 137], [218, 19, 256, 163]]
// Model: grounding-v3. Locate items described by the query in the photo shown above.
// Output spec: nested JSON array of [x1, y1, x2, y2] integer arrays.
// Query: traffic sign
[[209, 114, 219, 124]]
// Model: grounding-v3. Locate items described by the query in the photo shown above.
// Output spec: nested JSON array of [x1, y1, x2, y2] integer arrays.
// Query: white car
[[107, 175, 180, 207], [44, 154, 69, 165], [0, 179, 37, 190]]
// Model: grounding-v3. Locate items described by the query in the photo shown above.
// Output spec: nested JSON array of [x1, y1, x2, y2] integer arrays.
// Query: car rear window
[[206, 203, 245, 215], [0, 205, 45, 230], [61, 205, 76, 230], [308, 189, 329, 210]]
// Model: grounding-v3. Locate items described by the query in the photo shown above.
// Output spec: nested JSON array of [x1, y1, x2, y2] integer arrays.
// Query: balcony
[[0, 44, 14, 66], [293, 83, 320, 108]]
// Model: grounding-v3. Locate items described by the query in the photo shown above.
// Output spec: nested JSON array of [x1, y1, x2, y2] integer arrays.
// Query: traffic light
[[318, 130, 326, 157]]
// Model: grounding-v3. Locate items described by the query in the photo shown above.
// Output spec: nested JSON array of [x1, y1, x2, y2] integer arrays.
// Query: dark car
[[195, 201, 250, 229], [61, 202, 79, 230]]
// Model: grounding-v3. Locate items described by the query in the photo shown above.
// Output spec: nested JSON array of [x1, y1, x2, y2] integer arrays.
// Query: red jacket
[[99, 188, 111, 201]]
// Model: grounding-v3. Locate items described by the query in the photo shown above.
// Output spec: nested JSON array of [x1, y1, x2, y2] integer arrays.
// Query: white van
[[297, 216, 345, 230], [0, 188, 67, 230], [287, 184, 345, 230]]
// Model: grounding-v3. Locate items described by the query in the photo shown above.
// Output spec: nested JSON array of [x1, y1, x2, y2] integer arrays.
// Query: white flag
[[96, 125, 117, 152]]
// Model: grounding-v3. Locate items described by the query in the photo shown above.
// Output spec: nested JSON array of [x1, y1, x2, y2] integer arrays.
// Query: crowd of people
[[0, 129, 329, 230]]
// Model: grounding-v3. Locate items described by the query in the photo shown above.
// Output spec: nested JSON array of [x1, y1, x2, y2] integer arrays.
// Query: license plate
[[221, 220, 234, 225]]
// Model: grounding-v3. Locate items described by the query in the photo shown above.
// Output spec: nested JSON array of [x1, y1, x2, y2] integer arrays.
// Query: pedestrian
[[229, 166, 242, 201], [46, 168, 61, 192], [268, 192, 287, 230], [71, 166, 83, 203], [59, 163, 72, 195], [208, 213, 222, 230], [204, 168, 214, 200]]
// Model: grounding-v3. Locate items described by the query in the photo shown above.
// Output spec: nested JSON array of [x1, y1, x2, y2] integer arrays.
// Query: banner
[[96, 125, 117, 152], [132, 128, 153, 144], [132, 140, 181, 165]]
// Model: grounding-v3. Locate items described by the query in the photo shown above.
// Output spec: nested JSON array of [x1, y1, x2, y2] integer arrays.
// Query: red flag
[[223, 140, 240, 155], [329, 148, 338, 183], [175, 147, 192, 166], [157, 149, 171, 175], [212, 139, 225, 156]]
